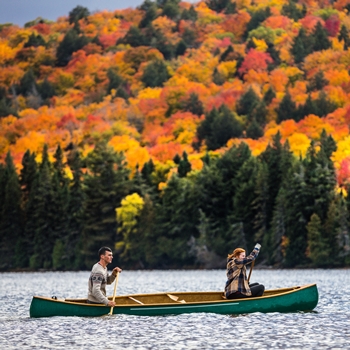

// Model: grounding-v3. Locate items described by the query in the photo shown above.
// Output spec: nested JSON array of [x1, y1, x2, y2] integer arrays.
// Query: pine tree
[[231, 157, 260, 249], [68, 5, 90, 24], [24, 33, 46, 48], [50, 146, 70, 269], [307, 71, 328, 92], [236, 87, 261, 116], [65, 150, 85, 269], [276, 90, 297, 123], [56, 28, 89, 66], [306, 213, 329, 267], [30, 145, 56, 269], [18, 69, 37, 96], [141, 60, 170, 88], [312, 22, 331, 52], [263, 87, 276, 105], [338, 24, 350, 49], [181, 93, 204, 116], [212, 68, 226, 85], [181, 5, 198, 21], [246, 118, 264, 139], [81, 142, 130, 268], [259, 132, 293, 236], [178, 151, 192, 177], [0, 153, 23, 269], [154, 175, 198, 267], [291, 28, 312, 64]]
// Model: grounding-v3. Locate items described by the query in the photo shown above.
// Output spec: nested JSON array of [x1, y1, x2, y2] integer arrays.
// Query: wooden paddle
[[247, 260, 255, 283], [108, 272, 119, 315]]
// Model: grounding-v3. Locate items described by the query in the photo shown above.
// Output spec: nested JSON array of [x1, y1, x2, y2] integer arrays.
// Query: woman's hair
[[228, 248, 245, 259]]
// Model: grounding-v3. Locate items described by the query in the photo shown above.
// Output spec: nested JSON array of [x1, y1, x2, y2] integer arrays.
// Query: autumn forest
[[1, 0, 350, 270]]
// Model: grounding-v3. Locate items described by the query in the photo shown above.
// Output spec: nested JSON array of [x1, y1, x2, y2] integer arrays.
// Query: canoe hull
[[30, 284, 318, 318]]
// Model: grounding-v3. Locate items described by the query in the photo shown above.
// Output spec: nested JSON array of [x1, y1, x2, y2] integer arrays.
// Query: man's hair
[[98, 246, 112, 258]]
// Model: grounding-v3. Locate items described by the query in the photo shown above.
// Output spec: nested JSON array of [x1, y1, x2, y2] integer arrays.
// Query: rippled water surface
[[0, 269, 349, 349]]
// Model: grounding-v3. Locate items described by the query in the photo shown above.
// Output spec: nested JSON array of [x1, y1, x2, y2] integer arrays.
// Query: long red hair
[[228, 248, 245, 259]]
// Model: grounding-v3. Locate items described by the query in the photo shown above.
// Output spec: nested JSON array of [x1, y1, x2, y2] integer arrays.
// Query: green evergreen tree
[[162, 0, 180, 19], [38, 78, 55, 101], [56, 29, 89, 66], [141, 60, 170, 88], [224, 1, 237, 14], [300, 94, 318, 118], [231, 157, 260, 249], [29, 145, 56, 269], [178, 151, 192, 177], [24, 33, 46, 48], [307, 71, 328, 92], [246, 7, 271, 35], [154, 175, 198, 267], [197, 105, 243, 150], [312, 22, 331, 52], [338, 24, 350, 49], [175, 40, 187, 56], [282, 160, 310, 267], [82, 142, 130, 268], [212, 67, 226, 85], [119, 26, 148, 47], [139, 2, 158, 28], [252, 161, 270, 261], [314, 91, 337, 117], [263, 87, 276, 105], [206, 0, 231, 13], [219, 45, 234, 62], [19, 69, 37, 96], [0, 152, 23, 269], [181, 5, 198, 21], [236, 87, 261, 116], [181, 93, 204, 116], [306, 213, 329, 267], [65, 149, 85, 269], [259, 132, 293, 236], [69, 5, 90, 24], [276, 90, 297, 123], [246, 118, 264, 139], [141, 159, 156, 188], [291, 28, 313, 64], [281, 0, 306, 21]]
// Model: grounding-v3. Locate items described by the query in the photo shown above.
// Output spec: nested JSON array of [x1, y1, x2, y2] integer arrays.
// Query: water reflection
[[0, 269, 349, 349]]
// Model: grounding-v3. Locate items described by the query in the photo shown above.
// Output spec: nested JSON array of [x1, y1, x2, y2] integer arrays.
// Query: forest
[[1, 0, 350, 270]]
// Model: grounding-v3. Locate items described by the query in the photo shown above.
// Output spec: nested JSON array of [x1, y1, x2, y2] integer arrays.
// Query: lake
[[0, 269, 349, 349]]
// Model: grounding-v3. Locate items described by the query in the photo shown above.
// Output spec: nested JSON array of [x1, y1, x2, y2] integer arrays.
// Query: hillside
[[1, 0, 350, 270], [0, 1, 349, 175]]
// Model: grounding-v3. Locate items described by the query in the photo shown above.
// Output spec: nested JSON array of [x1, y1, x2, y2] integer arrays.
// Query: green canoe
[[29, 284, 318, 318]]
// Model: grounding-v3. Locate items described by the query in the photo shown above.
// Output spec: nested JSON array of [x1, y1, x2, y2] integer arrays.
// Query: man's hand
[[107, 300, 116, 307], [112, 266, 122, 275]]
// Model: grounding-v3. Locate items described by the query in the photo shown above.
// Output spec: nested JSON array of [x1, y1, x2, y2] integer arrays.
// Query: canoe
[[29, 283, 318, 318]]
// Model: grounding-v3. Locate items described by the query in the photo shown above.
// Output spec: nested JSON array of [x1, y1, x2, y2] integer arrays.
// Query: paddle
[[247, 260, 255, 283], [108, 272, 119, 315]]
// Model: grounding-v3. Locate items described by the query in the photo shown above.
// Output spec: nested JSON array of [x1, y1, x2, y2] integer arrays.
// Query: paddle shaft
[[109, 272, 119, 315], [247, 260, 255, 283]]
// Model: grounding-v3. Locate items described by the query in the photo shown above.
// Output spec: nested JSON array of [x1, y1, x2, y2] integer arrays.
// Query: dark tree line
[[0, 131, 349, 271]]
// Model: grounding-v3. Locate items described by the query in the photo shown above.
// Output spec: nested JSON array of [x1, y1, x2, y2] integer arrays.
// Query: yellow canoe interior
[[62, 285, 306, 306]]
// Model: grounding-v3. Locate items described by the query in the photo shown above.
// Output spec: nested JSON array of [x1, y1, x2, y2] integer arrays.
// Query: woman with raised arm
[[225, 243, 265, 299]]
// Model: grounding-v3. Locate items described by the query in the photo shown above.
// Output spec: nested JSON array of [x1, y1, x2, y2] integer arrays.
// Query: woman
[[225, 243, 265, 299]]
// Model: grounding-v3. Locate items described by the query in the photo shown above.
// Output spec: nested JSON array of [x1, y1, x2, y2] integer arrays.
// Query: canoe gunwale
[[32, 284, 316, 309]]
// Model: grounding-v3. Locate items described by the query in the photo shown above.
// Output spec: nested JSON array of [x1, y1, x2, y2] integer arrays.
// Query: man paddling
[[87, 247, 122, 306]]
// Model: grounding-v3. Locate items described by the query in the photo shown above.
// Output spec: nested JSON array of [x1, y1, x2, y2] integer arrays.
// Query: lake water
[[0, 269, 349, 349]]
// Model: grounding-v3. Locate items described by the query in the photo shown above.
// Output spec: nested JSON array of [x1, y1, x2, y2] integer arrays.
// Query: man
[[87, 247, 122, 306]]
